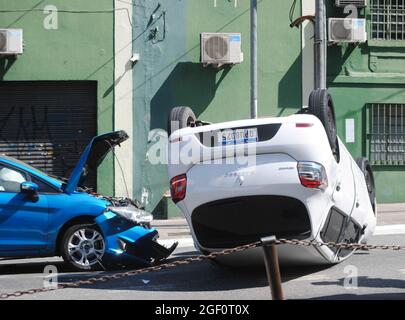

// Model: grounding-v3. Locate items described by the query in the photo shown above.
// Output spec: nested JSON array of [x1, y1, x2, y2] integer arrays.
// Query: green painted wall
[[133, 0, 302, 217], [327, 4, 405, 203], [0, 0, 115, 195]]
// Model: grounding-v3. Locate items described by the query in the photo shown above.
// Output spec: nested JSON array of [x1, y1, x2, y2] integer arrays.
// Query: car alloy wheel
[[67, 228, 105, 268]]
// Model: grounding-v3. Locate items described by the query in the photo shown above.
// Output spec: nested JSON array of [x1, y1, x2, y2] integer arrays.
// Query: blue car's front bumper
[[95, 211, 176, 267]]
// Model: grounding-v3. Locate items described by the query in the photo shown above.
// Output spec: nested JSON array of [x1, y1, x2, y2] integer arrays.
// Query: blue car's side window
[[30, 176, 61, 194], [0, 165, 27, 193]]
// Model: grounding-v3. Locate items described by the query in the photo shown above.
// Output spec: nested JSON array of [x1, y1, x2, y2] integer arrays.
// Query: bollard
[[261, 236, 284, 300]]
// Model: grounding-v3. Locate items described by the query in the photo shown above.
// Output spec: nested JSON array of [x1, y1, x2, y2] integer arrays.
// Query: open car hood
[[65, 130, 129, 193]]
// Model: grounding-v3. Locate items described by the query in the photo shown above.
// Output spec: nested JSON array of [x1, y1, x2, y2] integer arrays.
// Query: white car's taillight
[[170, 174, 187, 203], [297, 162, 328, 189]]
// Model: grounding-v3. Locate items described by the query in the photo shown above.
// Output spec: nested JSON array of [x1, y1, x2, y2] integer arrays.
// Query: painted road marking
[[158, 238, 195, 249], [374, 224, 405, 235], [294, 274, 330, 282]]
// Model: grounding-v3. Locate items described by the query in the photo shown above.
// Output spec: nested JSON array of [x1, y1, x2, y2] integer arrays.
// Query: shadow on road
[[312, 276, 405, 290], [0, 260, 68, 275], [311, 292, 405, 300], [59, 262, 334, 292], [0, 252, 334, 293]]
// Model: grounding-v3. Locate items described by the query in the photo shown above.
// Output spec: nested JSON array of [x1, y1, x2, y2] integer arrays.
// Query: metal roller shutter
[[0, 81, 97, 189]]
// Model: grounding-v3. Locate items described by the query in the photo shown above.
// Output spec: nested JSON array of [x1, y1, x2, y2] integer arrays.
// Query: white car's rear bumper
[[176, 153, 337, 264]]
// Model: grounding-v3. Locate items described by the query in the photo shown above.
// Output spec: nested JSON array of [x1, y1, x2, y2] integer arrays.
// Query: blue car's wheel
[[61, 224, 106, 271]]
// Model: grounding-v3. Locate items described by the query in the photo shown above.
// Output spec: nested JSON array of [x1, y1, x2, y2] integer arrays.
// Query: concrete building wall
[[114, 0, 134, 197], [301, 0, 315, 107], [326, 2, 405, 203]]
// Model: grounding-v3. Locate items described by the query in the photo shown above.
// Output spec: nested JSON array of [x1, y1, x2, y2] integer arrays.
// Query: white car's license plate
[[217, 128, 258, 146]]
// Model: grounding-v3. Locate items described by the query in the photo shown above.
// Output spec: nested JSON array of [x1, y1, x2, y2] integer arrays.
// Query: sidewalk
[[376, 203, 405, 225], [152, 218, 191, 240], [152, 203, 405, 241]]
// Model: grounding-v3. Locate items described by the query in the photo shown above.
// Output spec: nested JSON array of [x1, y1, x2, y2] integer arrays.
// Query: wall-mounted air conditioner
[[201, 33, 243, 67], [328, 18, 367, 43], [0, 29, 23, 55], [335, 0, 368, 7]]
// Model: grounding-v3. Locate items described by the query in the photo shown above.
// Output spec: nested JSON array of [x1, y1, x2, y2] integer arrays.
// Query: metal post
[[314, 0, 327, 89], [261, 236, 284, 300], [250, 0, 258, 119]]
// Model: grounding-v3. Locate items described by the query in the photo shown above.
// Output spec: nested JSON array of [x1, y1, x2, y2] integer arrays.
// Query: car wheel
[[355, 157, 376, 215], [61, 224, 106, 271], [308, 89, 338, 155], [167, 106, 196, 136]]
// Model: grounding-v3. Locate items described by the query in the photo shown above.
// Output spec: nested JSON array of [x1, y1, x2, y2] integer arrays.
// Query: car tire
[[167, 106, 196, 136], [355, 157, 376, 214], [61, 224, 106, 271], [308, 89, 338, 154]]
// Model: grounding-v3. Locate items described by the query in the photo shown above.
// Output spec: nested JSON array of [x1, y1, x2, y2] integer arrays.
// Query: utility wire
[[104, 139, 130, 199], [0, 3, 164, 27], [0, 7, 134, 27], [289, 0, 298, 24], [0, 9, 127, 13], [289, 0, 315, 29]]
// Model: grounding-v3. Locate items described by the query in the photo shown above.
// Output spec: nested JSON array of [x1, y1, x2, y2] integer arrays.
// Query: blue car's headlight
[[107, 205, 153, 224]]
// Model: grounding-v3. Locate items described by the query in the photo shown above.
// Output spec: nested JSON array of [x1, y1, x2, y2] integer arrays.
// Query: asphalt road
[[1, 234, 405, 300]]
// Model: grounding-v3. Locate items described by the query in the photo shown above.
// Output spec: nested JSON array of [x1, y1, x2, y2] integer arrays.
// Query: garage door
[[0, 81, 97, 189]]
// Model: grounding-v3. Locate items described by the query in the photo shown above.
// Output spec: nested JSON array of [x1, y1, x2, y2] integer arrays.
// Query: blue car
[[0, 130, 177, 271]]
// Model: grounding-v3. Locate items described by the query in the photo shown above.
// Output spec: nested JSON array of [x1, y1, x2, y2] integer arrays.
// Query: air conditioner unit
[[328, 18, 367, 43], [0, 29, 23, 55], [201, 33, 243, 67], [335, 0, 367, 7]]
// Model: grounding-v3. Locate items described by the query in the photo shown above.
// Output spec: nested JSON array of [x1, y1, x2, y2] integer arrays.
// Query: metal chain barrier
[[276, 238, 405, 251], [0, 241, 260, 300], [1, 238, 405, 300]]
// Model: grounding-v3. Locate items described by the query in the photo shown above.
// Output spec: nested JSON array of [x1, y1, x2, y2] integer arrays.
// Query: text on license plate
[[217, 128, 258, 146]]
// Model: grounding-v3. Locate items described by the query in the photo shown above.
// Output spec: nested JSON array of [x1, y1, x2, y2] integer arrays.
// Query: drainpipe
[[314, 0, 327, 89], [250, 0, 258, 119]]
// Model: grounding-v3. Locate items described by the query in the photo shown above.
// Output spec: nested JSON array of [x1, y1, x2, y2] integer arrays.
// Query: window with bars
[[370, 0, 405, 40], [368, 103, 405, 165]]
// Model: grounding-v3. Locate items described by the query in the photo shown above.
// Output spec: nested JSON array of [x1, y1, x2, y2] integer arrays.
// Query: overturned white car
[[167, 89, 377, 265]]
